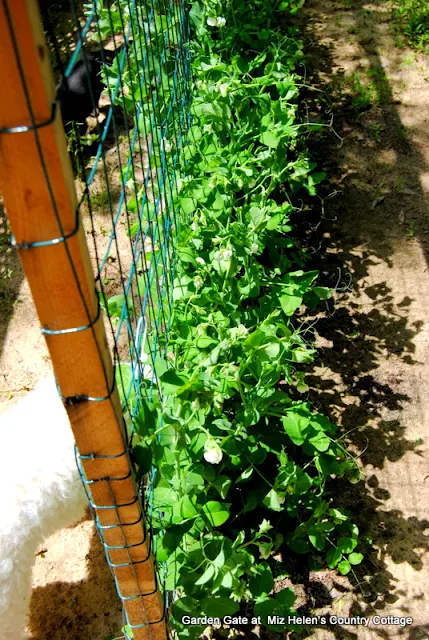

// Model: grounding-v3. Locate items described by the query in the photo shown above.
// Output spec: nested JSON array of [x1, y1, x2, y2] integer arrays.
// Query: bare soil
[[278, 1, 429, 638], [1, 0, 429, 638]]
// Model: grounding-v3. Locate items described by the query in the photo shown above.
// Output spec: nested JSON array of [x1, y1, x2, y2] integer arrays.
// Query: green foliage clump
[[93, 0, 364, 636], [392, 0, 429, 50], [120, 0, 365, 637]]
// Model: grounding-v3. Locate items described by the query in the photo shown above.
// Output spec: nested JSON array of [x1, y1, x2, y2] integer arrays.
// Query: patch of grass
[[391, 0, 429, 50], [348, 71, 378, 110], [400, 53, 415, 66], [370, 123, 383, 142], [407, 219, 416, 237], [91, 190, 110, 209]]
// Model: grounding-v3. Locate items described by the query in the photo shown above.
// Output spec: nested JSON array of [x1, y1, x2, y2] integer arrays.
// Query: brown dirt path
[[292, 0, 429, 638]]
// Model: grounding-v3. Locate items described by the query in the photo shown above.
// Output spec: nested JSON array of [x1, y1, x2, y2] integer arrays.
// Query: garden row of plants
[[127, 0, 364, 637]]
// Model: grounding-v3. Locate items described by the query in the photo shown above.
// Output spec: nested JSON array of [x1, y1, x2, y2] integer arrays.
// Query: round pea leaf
[[338, 559, 352, 575], [348, 552, 364, 565], [249, 563, 274, 597], [326, 546, 342, 569], [201, 596, 239, 617], [201, 501, 231, 527]]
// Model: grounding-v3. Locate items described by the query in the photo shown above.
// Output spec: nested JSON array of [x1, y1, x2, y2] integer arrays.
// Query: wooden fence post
[[0, 1, 167, 638]]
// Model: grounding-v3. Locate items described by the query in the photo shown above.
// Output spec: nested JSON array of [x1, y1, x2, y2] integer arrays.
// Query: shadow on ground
[[268, 0, 429, 638], [29, 517, 123, 640]]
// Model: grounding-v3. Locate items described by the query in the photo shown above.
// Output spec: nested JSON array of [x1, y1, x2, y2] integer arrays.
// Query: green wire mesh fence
[[39, 0, 193, 634]]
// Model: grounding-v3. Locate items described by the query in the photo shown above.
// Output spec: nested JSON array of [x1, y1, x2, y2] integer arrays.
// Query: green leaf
[[287, 536, 310, 554], [328, 508, 349, 523], [201, 501, 230, 527], [253, 597, 278, 620], [178, 247, 196, 265], [263, 489, 284, 511], [309, 171, 326, 185], [153, 486, 176, 509], [338, 559, 352, 575], [195, 563, 216, 586], [308, 431, 331, 452], [261, 131, 280, 148], [309, 530, 326, 551], [133, 443, 152, 479], [294, 468, 312, 494], [159, 369, 188, 393], [276, 587, 295, 608], [266, 213, 284, 231], [181, 198, 196, 215], [279, 293, 303, 316], [326, 547, 343, 569], [194, 100, 231, 122], [249, 563, 274, 597], [337, 537, 358, 554], [196, 336, 218, 349], [135, 398, 157, 436], [201, 596, 239, 618], [282, 410, 311, 446], [348, 552, 364, 565], [312, 286, 331, 299], [171, 496, 199, 524], [211, 475, 232, 498], [236, 466, 254, 483], [172, 595, 200, 621]]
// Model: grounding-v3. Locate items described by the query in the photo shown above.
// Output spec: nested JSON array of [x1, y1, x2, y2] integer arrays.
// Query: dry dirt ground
[[283, 0, 429, 638], [1, 0, 429, 639]]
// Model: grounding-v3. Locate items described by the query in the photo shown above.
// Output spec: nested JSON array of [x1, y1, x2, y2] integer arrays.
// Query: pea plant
[[92, 0, 363, 636], [122, 0, 364, 637]]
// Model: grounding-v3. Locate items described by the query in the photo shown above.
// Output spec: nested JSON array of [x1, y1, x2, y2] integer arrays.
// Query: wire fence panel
[[1, 0, 192, 636], [50, 0, 193, 634], [41, 0, 192, 418]]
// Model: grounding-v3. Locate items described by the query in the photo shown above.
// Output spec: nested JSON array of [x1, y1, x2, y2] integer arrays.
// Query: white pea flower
[[207, 16, 226, 27], [222, 247, 233, 261], [250, 242, 258, 254], [196, 257, 206, 265], [194, 275, 204, 289], [204, 439, 223, 464], [237, 324, 248, 337], [191, 220, 199, 232], [203, 123, 213, 133], [219, 82, 229, 97], [214, 397, 223, 410], [258, 519, 273, 534]]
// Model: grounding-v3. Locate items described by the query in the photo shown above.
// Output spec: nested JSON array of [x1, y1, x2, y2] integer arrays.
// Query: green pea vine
[[96, 0, 364, 637]]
